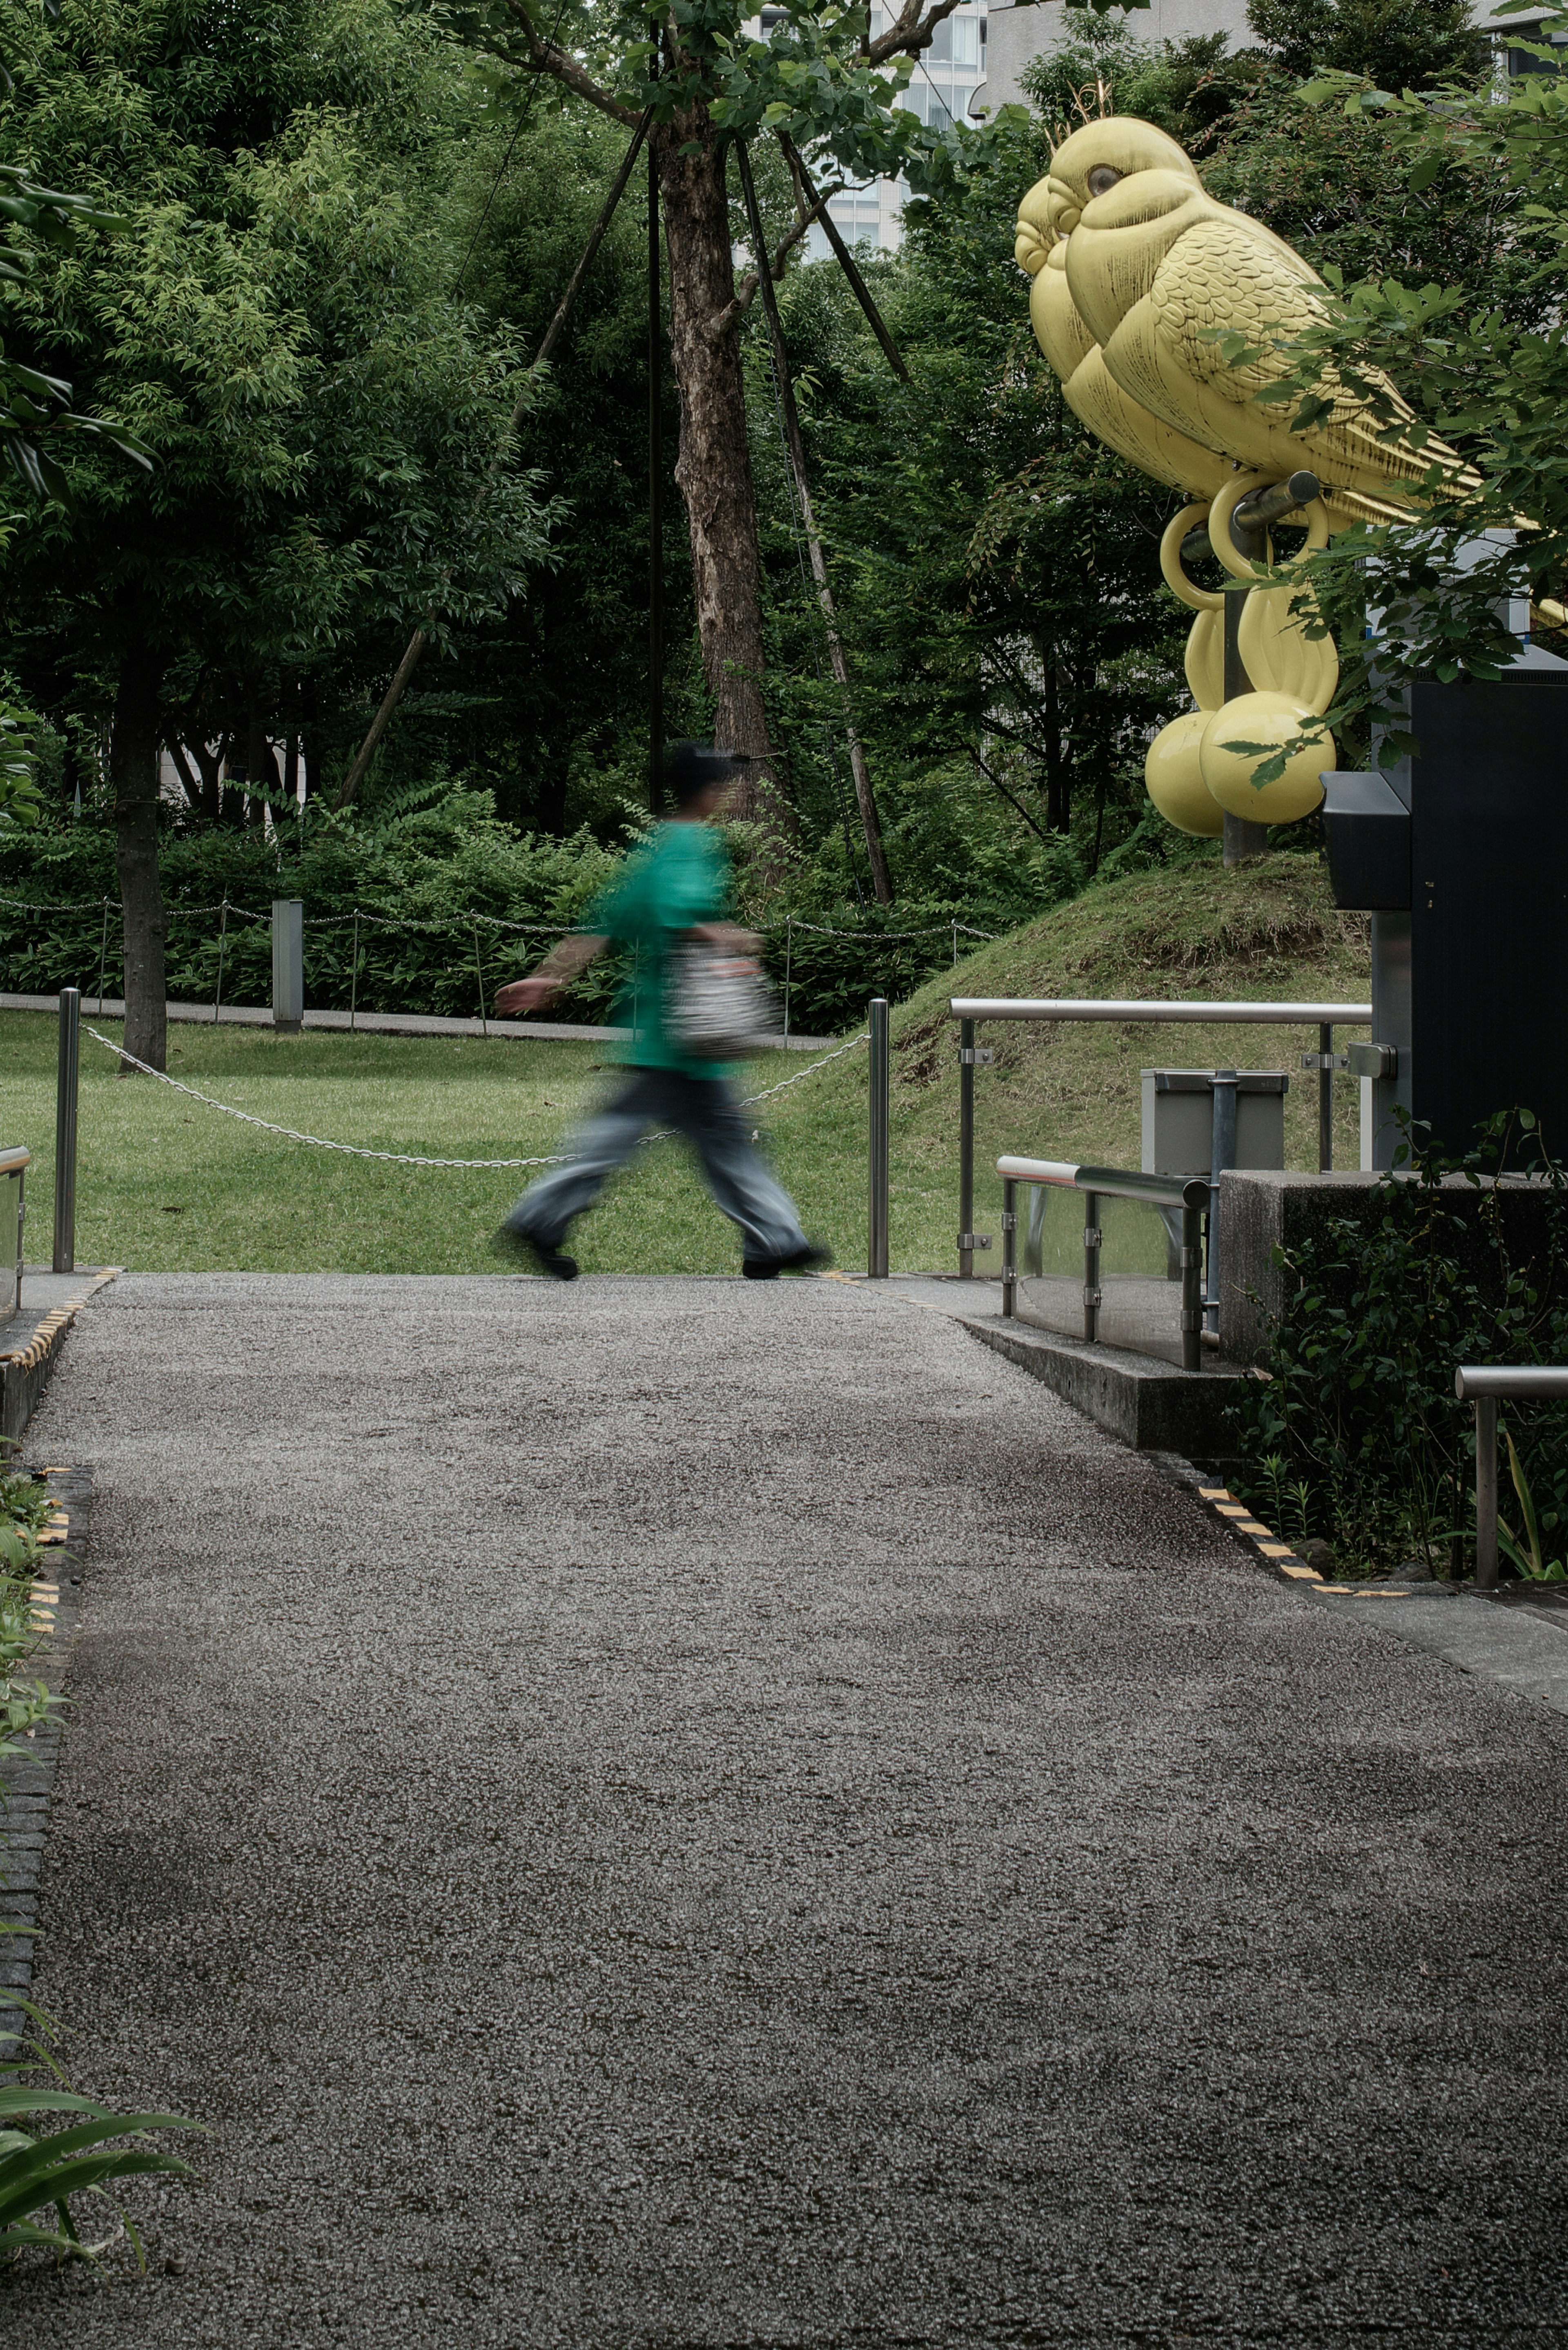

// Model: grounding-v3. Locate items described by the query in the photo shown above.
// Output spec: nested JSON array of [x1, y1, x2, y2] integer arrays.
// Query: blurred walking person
[[492, 743, 827, 1283]]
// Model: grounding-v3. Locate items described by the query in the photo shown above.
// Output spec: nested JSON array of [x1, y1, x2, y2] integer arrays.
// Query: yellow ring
[[1158, 503, 1223, 613], [1207, 470, 1274, 581], [1209, 472, 1334, 580]]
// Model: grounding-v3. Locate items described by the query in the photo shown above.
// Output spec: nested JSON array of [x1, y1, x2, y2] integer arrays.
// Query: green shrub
[[1231, 1115, 1568, 1576]]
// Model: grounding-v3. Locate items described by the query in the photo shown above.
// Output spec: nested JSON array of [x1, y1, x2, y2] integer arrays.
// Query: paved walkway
[[10, 1273, 1568, 2345]]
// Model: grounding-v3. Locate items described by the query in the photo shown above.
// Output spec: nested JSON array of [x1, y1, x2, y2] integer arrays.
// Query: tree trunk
[[656, 119, 793, 858], [1042, 644, 1071, 835], [111, 642, 167, 1073]]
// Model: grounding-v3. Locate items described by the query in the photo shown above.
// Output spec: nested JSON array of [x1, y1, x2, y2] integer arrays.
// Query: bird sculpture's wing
[[1104, 214, 1472, 511], [1028, 247, 1233, 501]]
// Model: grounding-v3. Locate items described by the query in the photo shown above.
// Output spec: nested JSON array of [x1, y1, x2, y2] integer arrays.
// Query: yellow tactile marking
[[0, 1266, 122, 1373], [1196, 1484, 1330, 1591]]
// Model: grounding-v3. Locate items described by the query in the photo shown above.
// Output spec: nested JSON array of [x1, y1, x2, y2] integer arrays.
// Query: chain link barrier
[[80, 1023, 870, 1171], [3, 891, 995, 944]]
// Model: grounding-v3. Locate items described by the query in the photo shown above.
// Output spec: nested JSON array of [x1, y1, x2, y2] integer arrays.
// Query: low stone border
[[0, 1463, 87, 2056], [1190, 1479, 1439, 1601], [1, 1268, 120, 1445]]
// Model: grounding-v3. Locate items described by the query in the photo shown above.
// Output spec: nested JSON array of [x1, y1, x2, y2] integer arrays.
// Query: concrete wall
[[1218, 1170, 1562, 1368], [978, 0, 1253, 118]]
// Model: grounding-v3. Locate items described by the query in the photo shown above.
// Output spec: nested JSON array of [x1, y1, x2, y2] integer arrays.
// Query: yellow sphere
[[1145, 711, 1223, 836], [1199, 692, 1332, 826]]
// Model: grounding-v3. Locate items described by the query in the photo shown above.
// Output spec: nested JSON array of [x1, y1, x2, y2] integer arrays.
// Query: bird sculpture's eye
[[1086, 166, 1123, 198]]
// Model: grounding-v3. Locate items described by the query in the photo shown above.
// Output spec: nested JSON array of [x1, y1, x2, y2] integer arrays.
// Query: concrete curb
[[950, 1310, 1246, 1455], [0, 1464, 86, 2056], [1, 1270, 120, 1445], [0, 994, 837, 1052]]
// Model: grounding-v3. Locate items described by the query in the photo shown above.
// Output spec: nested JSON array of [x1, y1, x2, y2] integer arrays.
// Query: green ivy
[[1230, 1112, 1568, 1576]]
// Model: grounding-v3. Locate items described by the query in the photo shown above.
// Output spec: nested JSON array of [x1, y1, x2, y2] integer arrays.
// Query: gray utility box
[[1141, 1070, 1288, 1177]]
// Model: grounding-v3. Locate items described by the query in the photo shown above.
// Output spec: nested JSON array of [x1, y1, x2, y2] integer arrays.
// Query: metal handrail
[[997, 1155, 1207, 1371], [1, 1144, 25, 1322], [997, 1156, 1211, 1211], [947, 998, 1378, 1282], [1455, 1364, 1568, 1591], [951, 997, 1372, 1023]]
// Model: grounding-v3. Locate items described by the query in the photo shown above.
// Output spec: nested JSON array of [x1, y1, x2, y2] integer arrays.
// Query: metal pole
[[1082, 1188, 1101, 1342], [272, 899, 304, 1033], [951, 920, 958, 970], [1001, 1176, 1016, 1318], [1180, 1200, 1203, 1374], [1318, 1021, 1333, 1173], [958, 1015, 975, 1280], [868, 995, 889, 1278], [472, 921, 488, 1038], [94, 894, 109, 1014], [1206, 1070, 1238, 1337], [350, 909, 359, 1032], [648, 134, 665, 814], [783, 915, 792, 1046], [214, 897, 228, 1024], [53, 985, 79, 1275], [1221, 503, 1270, 869], [1475, 1396, 1499, 1592]]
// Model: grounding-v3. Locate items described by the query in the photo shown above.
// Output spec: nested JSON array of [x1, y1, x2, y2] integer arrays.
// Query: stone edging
[[0, 1268, 120, 1444], [0, 1464, 87, 2055]]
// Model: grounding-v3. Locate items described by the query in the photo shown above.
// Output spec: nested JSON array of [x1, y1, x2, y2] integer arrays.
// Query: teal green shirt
[[581, 820, 731, 1078]]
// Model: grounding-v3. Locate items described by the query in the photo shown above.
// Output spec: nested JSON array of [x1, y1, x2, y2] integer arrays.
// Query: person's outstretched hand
[[495, 975, 557, 1018]]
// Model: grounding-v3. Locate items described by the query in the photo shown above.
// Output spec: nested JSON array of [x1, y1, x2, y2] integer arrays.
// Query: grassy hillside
[[0, 853, 1370, 1277], [786, 848, 1372, 1271]]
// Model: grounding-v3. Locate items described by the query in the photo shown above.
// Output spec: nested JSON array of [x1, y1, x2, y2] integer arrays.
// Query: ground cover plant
[[0, 852, 1370, 1278], [0, 1470, 201, 2270], [1230, 1117, 1568, 1580]]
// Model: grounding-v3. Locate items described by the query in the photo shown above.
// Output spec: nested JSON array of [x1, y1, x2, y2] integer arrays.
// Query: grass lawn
[[2, 851, 1372, 1278]]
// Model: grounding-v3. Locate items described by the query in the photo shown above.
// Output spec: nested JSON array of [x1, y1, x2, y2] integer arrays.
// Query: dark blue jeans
[[503, 1068, 810, 1262]]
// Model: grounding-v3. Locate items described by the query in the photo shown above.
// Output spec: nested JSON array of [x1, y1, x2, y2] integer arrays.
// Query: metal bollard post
[[1318, 1021, 1333, 1173], [1474, 1395, 1499, 1592], [1082, 1188, 1101, 1342], [1001, 1177, 1016, 1317], [53, 986, 79, 1275], [1180, 1197, 1203, 1374], [272, 899, 304, 1033], [958, 1016, 975, 1279], [868, 996, 889, 1278]]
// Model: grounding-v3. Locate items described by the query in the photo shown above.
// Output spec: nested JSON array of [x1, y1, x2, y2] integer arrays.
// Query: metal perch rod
[[1181, 470, 1321, 565]]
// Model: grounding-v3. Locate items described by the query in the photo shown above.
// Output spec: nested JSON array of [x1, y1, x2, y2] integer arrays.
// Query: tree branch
[[714, 175, 833, 336], [503, 0, 641, 126], [866, 0, 966, 69], [968, 746, 1054, 845]]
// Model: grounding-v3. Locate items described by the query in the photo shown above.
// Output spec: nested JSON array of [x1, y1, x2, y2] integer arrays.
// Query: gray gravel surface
[[8, 1271, 1568, 2348]]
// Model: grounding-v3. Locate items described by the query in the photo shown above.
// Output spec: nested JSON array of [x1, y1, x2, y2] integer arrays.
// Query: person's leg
[[500, 1070, 662, 1250], [665, 1075, 815, 1266]]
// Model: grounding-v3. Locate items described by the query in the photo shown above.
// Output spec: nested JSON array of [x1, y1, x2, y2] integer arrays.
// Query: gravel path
[[8, 1272, 1568, 2347]]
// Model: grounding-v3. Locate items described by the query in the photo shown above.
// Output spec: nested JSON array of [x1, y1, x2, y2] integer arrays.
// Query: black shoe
[[742, 1243, 832, 1280], [492, 1225, 578, 1281]]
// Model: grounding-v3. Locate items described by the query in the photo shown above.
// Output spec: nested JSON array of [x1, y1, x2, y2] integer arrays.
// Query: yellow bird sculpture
[[1013, 116, 1474, 835], [1015, 117, 1472, 528]]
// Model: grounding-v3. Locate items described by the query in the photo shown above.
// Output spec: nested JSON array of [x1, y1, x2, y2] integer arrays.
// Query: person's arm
[[494, 932, 607, 1018]]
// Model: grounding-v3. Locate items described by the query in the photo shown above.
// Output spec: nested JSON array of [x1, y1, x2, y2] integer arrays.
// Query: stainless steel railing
[[951, 996, 1375, 1285], [1454, 1364, 1568, 1592], [0, 1143, 28, 1319], [997, 1156, 1211, 1372]]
